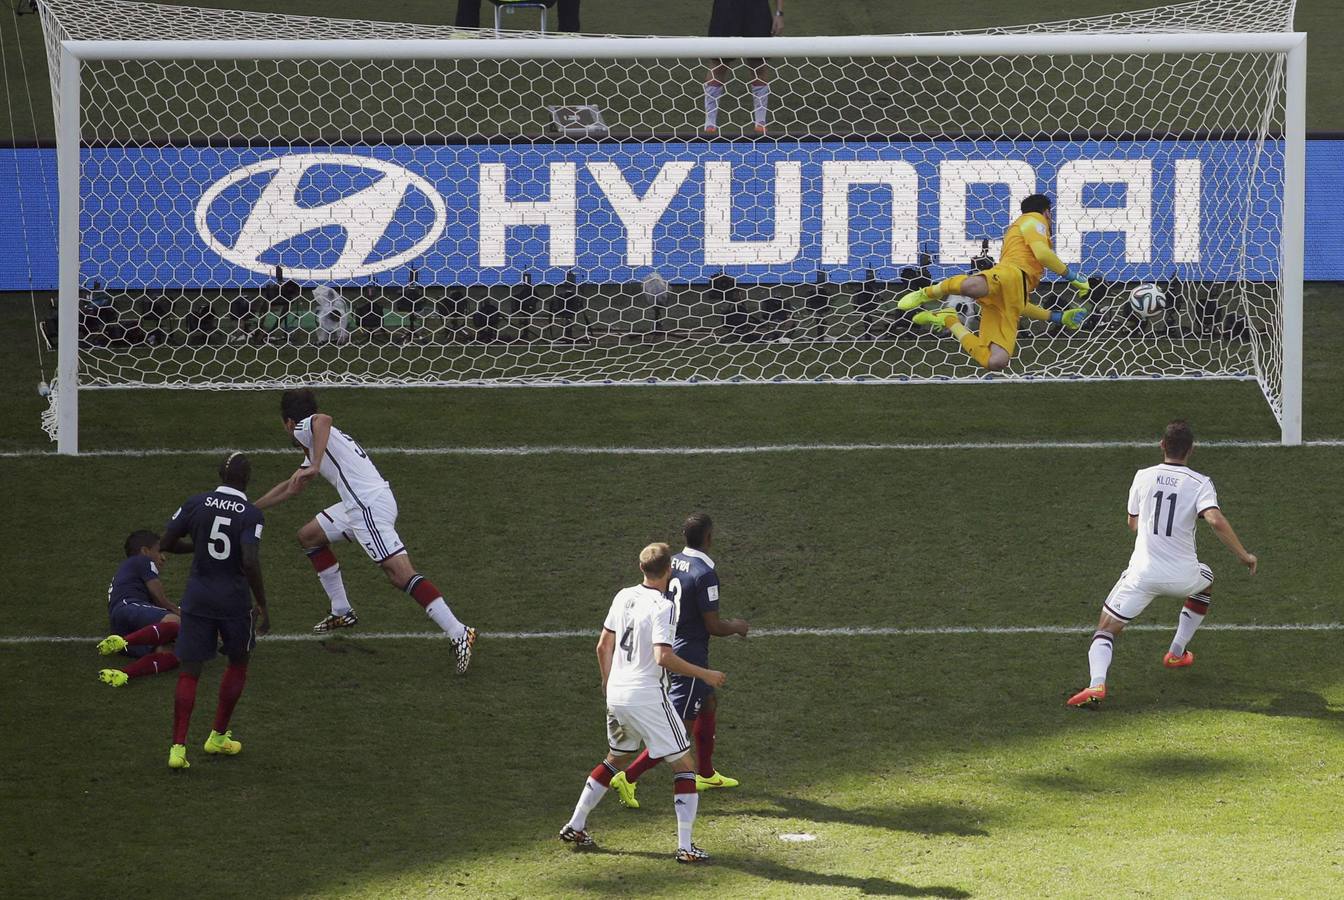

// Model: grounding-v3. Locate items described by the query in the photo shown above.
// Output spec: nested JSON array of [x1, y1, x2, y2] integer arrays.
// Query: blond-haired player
[[1068, 420, 1258, 708], [559, 543, 726, 863], [895, 193, 1091, 371]]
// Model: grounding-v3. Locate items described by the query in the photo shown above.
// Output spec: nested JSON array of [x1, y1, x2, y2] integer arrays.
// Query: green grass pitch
[[3, 1, 1344, 897]]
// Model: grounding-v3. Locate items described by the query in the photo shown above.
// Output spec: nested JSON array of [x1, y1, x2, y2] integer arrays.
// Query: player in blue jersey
[[158, 452, 270, 770], [610, 513, 749, 808], [95, 530, 182, 686]]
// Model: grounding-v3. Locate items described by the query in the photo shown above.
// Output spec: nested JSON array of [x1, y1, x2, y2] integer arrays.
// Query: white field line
[[3, 622, 1340, 646], [4, 439, 1344, 459]]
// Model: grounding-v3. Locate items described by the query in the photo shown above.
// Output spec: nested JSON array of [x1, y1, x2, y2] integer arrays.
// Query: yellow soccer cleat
[[168, 743, 190, 770], [696, 771, 740, 790], [609, 771, 640, 809], [203, 729, 242, 755], [96, 634, 128, 656], [98, 668, 129, 688], [896, 287, 938, 311], [913, 308, 960, 333]]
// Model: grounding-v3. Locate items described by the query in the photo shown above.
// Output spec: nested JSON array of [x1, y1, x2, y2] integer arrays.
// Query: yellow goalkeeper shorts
[[973, 262, 1036, 357]]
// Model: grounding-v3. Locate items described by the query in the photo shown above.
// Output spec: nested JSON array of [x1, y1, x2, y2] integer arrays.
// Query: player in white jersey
[[1068, 420, 1257, 708], [560, 543, 727, 863], [254, 389, 476, 673]]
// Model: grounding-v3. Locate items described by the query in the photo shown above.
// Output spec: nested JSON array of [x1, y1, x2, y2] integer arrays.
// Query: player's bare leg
[[381, 552, 476, 674], [299, 519, 358, 633], [561, 751, 635, 849], [1166, 589, 1212, 667], [749, 61, 771, 135], [703, 62, 729, 134], [1068, 613, 1126, 708]]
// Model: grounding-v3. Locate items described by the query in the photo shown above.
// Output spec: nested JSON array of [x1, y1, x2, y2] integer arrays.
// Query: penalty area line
[[3, 439, 1344, 459], [3, 622, 1340, 646]]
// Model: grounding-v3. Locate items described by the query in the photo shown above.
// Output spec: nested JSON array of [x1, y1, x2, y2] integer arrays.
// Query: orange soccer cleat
[[1067, 685, 1106, 708], [1163, 650, 1195, 668]]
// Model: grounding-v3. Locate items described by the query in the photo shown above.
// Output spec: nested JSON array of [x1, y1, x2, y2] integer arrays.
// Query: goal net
[[38, 0, 1304, 449]]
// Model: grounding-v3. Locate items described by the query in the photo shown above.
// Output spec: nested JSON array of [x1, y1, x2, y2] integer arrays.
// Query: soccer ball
[[1128, 283, 1168, 321]]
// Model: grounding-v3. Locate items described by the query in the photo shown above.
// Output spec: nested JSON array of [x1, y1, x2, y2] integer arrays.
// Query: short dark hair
[[683, 513, 714, 550], [1020, 194, 1052, 215], [219, 451, 252, 490], [280, 388, 319, 423], [1162, 420, 1195, 459], [124, 530, 159, 557]]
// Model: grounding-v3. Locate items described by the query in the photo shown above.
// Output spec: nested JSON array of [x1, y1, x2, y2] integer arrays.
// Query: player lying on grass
[[96, 530, 182, 686], [1068, 420, 1258, 709], [160, 452, 270, 770], [255, 389, 476, 674], [895, 193, 1091, 372], [610, 513, 749, 809], [560, 543, 727, 863]]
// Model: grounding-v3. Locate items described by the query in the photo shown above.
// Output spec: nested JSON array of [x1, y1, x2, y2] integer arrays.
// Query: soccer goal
[[38, 0, 1305, 452]]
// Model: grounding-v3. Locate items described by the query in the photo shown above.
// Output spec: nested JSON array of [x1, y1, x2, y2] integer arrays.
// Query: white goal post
[[44, 10, 1307, 452]]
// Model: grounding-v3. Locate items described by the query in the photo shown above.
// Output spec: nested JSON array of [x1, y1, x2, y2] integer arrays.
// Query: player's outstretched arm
[[1202, 508, 1258, 575], [254, 478, 299, 511], [160, 513, 192, 555], [596, 629, 615, 694], [241, 543, 271, 635], [703, 609, 749, 638], [654, 644, 726, 688], [1023, 222, 1090, 299], [146, 577, 182, 617]]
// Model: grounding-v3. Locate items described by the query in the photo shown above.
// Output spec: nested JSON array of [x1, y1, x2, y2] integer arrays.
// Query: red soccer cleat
[[1067, 685, 1106, 708], [1163, 650, 1195, 668]]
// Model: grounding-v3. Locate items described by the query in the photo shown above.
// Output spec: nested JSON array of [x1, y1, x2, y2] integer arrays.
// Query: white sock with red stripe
[[750, 83, 769, 126], [1088, 631, 1114, 688], [406, 575, 466, 640], [674, 771, 699, 851], [567, 761, 616, 831], [1170, 596, 1210, 657], [306, 547, 352, 616], [704, 82, 724, 128]]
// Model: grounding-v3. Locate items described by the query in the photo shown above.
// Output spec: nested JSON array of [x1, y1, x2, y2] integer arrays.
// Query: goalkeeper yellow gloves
[[1049, 306, 1090, 331], [1062, 268, 1092, 300]]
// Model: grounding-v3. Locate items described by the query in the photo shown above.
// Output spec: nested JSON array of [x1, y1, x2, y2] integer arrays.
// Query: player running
[[159, 452, 271, 770], [610, 513, 749, 809], [255, 389, 476, 674], [560, 543, 726, 863], [95, 530, 181, 687], [895, 193, 1091, 372], [1068, 420, 1258, 708]]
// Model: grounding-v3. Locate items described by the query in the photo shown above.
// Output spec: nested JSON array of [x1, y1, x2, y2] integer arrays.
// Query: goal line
[[3, 439, 1344, 461], [4, 622, 1339, 646]]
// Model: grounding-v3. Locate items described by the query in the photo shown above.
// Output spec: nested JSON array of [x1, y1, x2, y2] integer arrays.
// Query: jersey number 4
[[1151, 491, 1178, 537], [619, 626, 635, 662]]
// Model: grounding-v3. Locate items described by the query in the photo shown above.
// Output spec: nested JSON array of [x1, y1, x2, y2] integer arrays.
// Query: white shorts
[[1103, 563, 1214, 622], [606, 698, 691, 761], [317, 491, 405, 563]]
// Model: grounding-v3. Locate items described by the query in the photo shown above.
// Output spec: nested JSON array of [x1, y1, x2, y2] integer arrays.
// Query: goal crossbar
[[61, 32, 1305, 62]]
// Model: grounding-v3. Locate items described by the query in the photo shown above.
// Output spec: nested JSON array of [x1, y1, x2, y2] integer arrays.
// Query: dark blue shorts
[[668, 672, 715, 721], [109, 602, 169, 659], [177, 610, 255, 663]]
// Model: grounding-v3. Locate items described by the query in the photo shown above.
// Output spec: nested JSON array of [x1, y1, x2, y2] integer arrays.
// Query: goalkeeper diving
[[895, 194, 1091, 371]]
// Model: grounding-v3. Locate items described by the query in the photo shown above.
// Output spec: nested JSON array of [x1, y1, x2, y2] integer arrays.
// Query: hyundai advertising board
[[0, 139, 1340, 290]]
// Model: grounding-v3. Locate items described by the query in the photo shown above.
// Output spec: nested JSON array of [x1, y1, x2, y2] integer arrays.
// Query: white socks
[[1170, 601, 1208, 657], [317, 564, 352, 616], [751, 83, 770, 127], [673, 772, 699, 851], [425, 598, 467, 641], [568, 777, 608, 832], [1088, 631, 1114, 687], [704, 83, 724, 129]]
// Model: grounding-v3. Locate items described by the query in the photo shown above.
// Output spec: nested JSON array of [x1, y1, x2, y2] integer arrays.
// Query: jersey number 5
[[208, 515, 233, 560], [1151, 491, 1178, 537]]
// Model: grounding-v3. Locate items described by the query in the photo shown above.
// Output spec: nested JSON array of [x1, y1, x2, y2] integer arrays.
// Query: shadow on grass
[[717, 794, 990, 837], [1017, 752, 1246, 794], [585, 847, 973, 898]]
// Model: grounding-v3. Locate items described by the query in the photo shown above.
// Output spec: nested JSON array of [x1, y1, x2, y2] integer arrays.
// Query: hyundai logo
[[194, 153, 446, 280]]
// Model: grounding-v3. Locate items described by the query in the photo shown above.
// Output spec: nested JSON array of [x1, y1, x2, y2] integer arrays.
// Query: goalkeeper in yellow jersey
[[895, 194, 1091, 372]]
